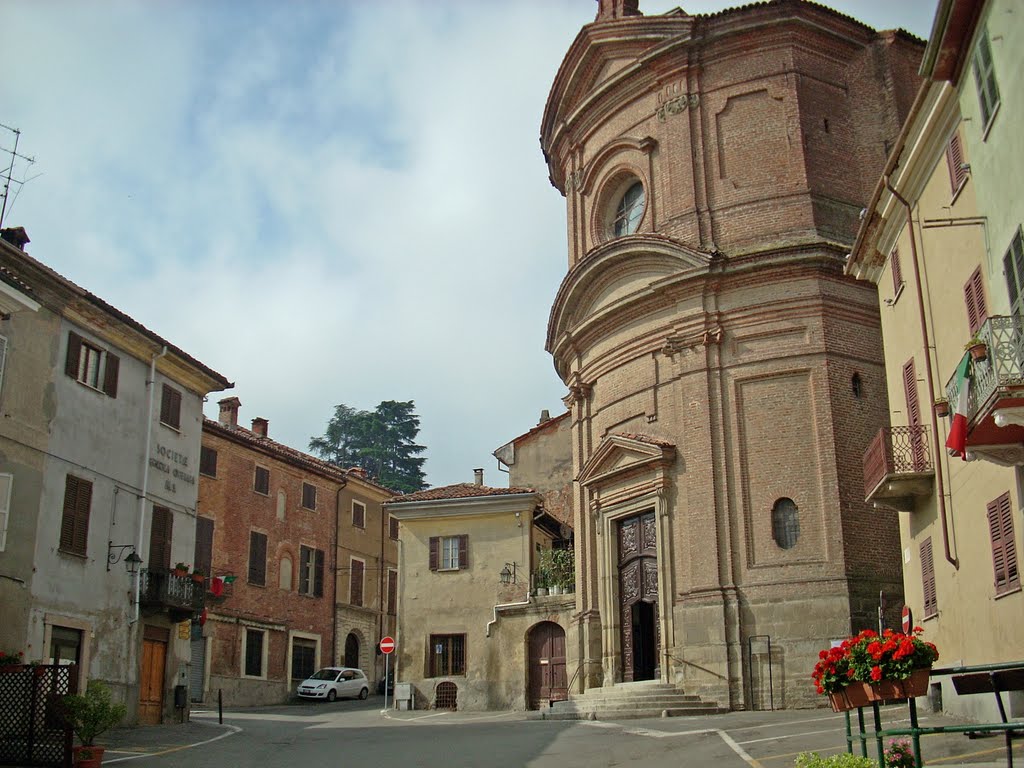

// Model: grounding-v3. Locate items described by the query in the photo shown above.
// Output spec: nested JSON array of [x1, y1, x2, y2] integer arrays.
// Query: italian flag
[[945, 353, 972, 460]]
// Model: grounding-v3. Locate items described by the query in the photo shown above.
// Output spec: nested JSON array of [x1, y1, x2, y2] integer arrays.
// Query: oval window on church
[[772, 497, 800, 550], [613, 181, 645, 236]]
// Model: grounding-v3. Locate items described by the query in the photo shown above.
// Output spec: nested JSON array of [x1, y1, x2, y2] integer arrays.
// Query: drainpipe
[[333, 480, 347, 667], [885, 176, 959, 570], [133, 345, 168, 624], [486, 507, 533, 637]]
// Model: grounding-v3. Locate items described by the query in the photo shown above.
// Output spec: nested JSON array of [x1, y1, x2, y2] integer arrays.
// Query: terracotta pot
[[865, 668, 930, 703], [73, 745, 105, 767], [173, 568, 188, 578], [191, 574, 205, 584], [967, 342, 988, 362], [828, 682, 872, 712], [934, 400, 950, 418]]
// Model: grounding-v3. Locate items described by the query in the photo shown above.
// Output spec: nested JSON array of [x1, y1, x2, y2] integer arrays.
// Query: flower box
[[828, 683, 872, 712], [866, 667, 930, 703]]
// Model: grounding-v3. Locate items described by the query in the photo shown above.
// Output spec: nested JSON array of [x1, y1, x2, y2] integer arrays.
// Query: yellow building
[[846, 0, 1023, 722]]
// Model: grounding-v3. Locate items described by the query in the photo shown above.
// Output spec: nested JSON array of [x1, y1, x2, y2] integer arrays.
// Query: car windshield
[[308, 669, 340, 681]]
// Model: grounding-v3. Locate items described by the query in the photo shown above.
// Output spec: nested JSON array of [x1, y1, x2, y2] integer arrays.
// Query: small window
[[352, 500, 365, 528], [65, 331, 119, 397], [987, 492, 1020, 595], [199, 446, 218, 478], [771, 498, 800, 550], [612, 181, 645, 237], [302, 483, 317, 511], [299, 545, 324, 597], [249, 531, 268, 586], [429, 535, 468, 571], [921, 537, 938, 618], [389, 515, 399, 540], [50, 626, 83, 666], [0, 473, 11, 551], [851, 373, 863, 399], [429, 634, 466, 677], [160, 384, 182, 430], [946, 134, 968, 194], [1003, 227, 1024, 317], [254, 466, 270, 495], [964, 266, 988, 336], [243, 629, 265, 678], [972, 26, 1000, 132], [291, 637, 317, 680], [59, 475, 93, 556], [349, 558, 364, 606]]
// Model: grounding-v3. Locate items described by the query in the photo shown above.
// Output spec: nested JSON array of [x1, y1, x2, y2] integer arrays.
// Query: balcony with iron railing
[[140, 569, 205, 621], [862, 425, 934, 510], [943, 315, 1024, 465]]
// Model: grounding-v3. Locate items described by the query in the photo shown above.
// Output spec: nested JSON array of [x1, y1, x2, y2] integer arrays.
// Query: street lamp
[[107, 542, 142, 574], [499, 562, 519, 585]]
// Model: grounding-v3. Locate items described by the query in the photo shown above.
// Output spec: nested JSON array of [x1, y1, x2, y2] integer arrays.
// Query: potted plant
[[191, 568, 206, 585], [883, 739, 916, 768], [173, 563, 189, 577], [62, 680, 127, 767], [534, 564, 550, 596], [933, 397, 950, 418], [811, 627, 939, 712], [965, 336, 988, 362], [0, 649, 24, 671]]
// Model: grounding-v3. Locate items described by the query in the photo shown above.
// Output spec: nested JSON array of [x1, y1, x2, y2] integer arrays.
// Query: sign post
[[901, 605, 913, 634], [380, 636, 395, 712]]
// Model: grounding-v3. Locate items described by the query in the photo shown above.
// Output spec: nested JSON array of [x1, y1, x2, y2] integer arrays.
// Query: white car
[[297, 667, 369, 702]]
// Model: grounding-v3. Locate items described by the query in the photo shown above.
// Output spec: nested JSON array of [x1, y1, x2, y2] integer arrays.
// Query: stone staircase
[[532, 679, 724, 720]]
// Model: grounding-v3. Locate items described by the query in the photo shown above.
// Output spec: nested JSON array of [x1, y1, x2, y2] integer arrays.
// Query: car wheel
[[359, 687, 368, 700], [327, 689, 337, 703]]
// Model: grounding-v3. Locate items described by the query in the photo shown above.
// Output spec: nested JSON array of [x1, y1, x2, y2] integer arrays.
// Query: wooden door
[[618, 511, 659, 682], [139, 630, 167, 725], [527, 622, 566, 709]]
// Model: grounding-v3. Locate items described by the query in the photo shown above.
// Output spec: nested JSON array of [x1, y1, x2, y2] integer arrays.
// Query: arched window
[[279, 556, 292, 590], [772, 498, 800, 550], [613, 181, 645, 236]]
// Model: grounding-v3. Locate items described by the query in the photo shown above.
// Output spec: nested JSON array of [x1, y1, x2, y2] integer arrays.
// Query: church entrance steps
[[531, 680, 724, 720]]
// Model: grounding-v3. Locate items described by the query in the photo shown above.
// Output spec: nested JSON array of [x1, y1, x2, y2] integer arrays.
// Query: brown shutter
[[249, 531, 267, 585], [988, 492, 1020, 594], [429, 537, 439, 571], [458, 534, 469, 570], [194, 516, 214, 576], [60, 476, 92, 555], [149, 506, 173, 570], [388, 570, 398, 615], [902, 359, 921, 426], [921, 537, 937, 617], [200, 446, 218, 477], [314, 549, 324, 597], [964, 266, 988, 335], [390, 515, 399, 540], [891, 248, 903, 294], [350, 559, 363, 606], [102, 353, 119, 397], [65, 332, 82, 379], [947, 133, 967, 192]]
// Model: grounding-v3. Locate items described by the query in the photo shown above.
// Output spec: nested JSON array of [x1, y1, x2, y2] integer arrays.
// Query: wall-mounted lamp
[[499, 562, 519, 585], [107, 542, 142, 574]]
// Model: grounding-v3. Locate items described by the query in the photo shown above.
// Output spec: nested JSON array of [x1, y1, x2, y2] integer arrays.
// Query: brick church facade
[[540, 0, 923, 708]]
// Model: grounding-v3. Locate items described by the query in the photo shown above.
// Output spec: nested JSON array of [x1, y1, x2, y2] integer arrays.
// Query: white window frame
[[441, 536, 460, 570], [241, 626, 269, 679]]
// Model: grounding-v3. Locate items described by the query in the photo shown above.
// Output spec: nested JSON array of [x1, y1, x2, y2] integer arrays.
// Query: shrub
[[62, 680, 127, 746], [795, 752, 877, 768]]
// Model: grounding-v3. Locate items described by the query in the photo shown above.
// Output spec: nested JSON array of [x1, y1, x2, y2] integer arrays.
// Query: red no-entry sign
[[379, 636, 396, 655], [901, 605, 913, 633]]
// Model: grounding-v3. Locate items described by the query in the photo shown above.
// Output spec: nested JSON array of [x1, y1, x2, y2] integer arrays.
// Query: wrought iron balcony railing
[[945, 315, 1024, 423], [863, 425, 933, 503], [140, 569, 204, 620]]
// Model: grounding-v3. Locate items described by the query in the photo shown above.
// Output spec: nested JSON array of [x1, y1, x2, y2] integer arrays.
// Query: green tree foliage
[[309, 400, 427, 494]]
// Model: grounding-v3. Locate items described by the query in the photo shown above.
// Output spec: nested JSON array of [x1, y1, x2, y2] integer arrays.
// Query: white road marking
[[104, 724, 241, 763]]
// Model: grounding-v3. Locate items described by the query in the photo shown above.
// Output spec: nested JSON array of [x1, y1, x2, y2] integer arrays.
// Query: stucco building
[[539, 0, 924, 710], [0, 227, 231, 724], [846, 0, 1023, 722], [196, 398, 397, 705]]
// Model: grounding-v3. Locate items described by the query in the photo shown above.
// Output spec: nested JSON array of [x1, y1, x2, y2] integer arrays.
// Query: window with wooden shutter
[[254, 466, 270, 495], [248, 531, 267, 586], [428, 634, 466, 677], [148, 505, 173, 571], [0, 473, 10, 551], [946, 134, 968, 194], [350, 558, 364, 606], [193, 516, 214, 577], [199, 446, 218, 478], [299, 546, 312, 594], [101, 353, 119, 397], [429, 536, 439, 571], [920, 537, 937, 618], [314, 549, 324, 597], [160, 384, 182, 430], [352, 500, 365, 528], [973, 26, 1001, 130], [387, 569, 398, 615], [389, 515, 399, 540], [64, 331, 118, 398], [964, 266, 988, 336], [0, 335, 8, 399], [987, 492, 1020, 595], [59, 475, 92, 556], [902, 358, 926, 470], [301, 482, 316, 510], [1004, 228, 1024, 318], [891, 247, 903, 295]]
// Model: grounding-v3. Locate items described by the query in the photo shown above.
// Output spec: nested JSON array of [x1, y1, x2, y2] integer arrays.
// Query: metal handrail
[[945, 315, 1024, 422]]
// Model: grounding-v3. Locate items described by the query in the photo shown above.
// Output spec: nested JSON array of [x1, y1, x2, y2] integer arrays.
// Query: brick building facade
[[540, 0, 923, 708], [194, 397, 396, 705]]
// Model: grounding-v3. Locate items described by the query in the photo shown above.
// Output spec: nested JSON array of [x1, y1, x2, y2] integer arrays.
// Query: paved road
[[97, 697, 1020, 768]]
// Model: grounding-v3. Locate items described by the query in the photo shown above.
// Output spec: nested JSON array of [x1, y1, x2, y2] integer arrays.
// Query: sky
[[3, 0, 936, 489]]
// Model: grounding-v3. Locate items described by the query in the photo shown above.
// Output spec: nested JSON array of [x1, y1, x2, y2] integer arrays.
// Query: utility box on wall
[[394, 683, 413, 711]]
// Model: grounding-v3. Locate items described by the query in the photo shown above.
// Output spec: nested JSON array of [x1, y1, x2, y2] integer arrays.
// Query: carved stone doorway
[[618, 510, 659, 682]]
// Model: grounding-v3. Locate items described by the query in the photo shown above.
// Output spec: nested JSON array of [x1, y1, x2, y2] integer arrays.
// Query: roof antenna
[[0, 123, 37, 229]]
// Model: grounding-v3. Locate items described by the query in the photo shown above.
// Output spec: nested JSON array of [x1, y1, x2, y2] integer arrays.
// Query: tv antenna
[[0, 123, 37, 230]]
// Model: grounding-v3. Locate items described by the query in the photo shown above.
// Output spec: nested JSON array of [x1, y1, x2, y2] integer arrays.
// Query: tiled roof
[[616, 432, 676, 448], [0, 265, 35, 298], [203, 418, 397, 495], [511, 411, 570, 446], [388, 483, 536, 504]]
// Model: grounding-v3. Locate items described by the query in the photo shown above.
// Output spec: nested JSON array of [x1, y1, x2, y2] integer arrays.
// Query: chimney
[[539, 409, 551, 424], [595, 0, 641, 22], [349, 467, 367, 479], [218, 397, 241, 428], [0, 227, 30, 251], [473, 468, 484, 486], [251, 417, 268, 438]]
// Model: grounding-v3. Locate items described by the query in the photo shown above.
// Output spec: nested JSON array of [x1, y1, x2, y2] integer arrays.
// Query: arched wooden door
[[528, 621, 566, 709], [618, 511, 659, 682], [344, 633, 359, 668]]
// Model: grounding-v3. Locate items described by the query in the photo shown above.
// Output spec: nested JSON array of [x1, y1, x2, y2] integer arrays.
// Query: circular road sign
[[380, 636, 396, 655], [901, 605, 913, 633]]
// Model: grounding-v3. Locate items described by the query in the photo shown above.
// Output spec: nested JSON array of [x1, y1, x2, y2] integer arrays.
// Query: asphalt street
[[93, 696, 1020, 768]]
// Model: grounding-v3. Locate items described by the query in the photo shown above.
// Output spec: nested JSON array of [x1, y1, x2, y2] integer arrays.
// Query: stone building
[[0, 227, 231, 724], [847, 0, 1024, 722], [539, 0, 924, 709], [196, 398, 397, 705]]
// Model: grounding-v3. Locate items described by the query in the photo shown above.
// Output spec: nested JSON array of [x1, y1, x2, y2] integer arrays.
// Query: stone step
[[531, 681, 723, 721]]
